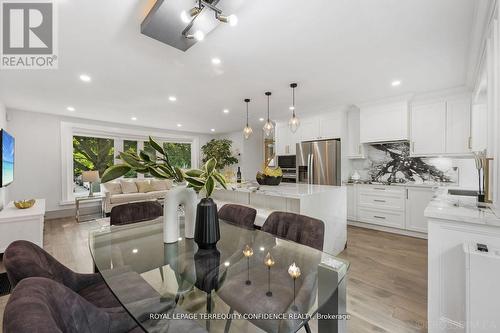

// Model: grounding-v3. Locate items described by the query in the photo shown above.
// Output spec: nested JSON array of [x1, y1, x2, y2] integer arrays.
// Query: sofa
[[100, 179, 173, 214]]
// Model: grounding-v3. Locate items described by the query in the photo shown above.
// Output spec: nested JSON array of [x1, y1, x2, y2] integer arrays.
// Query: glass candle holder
[[264, 252, 275, 297], [242, 245, 254, 285], [288, 262, 301, 311]]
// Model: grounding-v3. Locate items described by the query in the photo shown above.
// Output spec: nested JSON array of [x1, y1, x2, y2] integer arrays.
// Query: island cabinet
[[213, 184, 347, 255], [359, 100, 409, 143], [410, 97, 472, 156]]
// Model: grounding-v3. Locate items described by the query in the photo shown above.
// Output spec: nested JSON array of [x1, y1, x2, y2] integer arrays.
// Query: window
[[73, 136, 114, 195], [163, 142, 191, 169], [123, 140, 138, 178]]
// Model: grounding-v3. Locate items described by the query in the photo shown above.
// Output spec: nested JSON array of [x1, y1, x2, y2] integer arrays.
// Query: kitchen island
[[213, 183, 347, 255]]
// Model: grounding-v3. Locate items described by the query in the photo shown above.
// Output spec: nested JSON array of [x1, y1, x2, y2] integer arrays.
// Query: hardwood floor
[[0, 219, 427, 333]]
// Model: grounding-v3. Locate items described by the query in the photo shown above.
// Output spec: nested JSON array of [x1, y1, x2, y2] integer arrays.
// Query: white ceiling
[[0, 0, 477, 134]]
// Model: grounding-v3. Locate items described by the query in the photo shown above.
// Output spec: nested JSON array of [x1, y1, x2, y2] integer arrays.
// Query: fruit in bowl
[[256, 166, 283, 186], [14, 199, 36, 209]]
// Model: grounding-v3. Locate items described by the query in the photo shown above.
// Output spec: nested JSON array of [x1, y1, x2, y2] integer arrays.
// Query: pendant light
[[288, 83, 300, 133], [243, 98, 253, 139], [263, 91, 274, 137]]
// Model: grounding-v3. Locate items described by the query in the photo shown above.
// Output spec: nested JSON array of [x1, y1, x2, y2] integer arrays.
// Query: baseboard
[[45, 205, 101, 220], [347, 220, 428, 239]]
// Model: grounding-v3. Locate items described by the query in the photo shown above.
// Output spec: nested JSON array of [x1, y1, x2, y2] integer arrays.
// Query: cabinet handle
[[406, 188, 408, 199], [468, 136, 472, 150], [411, 141, 415, 153], [358, 144, 361, 155], [373, 215, 386, 219], [374, 199, 386, 202], [373, 187, 386, 190]]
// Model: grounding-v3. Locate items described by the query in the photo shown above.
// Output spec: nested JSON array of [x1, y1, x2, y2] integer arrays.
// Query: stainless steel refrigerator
[[296, 139, 341, 185]]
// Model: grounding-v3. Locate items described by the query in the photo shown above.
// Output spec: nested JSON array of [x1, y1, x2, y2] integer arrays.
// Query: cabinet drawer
[[358, 193, 405, 211], [357, 185, 405, 197], [358, 208, 405, 229]]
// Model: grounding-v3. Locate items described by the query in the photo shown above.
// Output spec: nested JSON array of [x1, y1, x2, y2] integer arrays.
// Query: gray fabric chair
[[2, 277, 140, 333], [3, 240, 121, 308], [218, 204, 257, 229], [262, 212, 325, 251], [110, 201, 163, 226]]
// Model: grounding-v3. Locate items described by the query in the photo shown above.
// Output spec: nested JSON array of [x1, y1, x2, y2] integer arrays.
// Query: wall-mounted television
[[1, 129, 15, 187]]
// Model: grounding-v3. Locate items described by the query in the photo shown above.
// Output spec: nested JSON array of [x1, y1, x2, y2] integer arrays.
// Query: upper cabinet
[[346, 108, 365, 158], [410, 97, 471, 156], [359, 101, 409, 143]]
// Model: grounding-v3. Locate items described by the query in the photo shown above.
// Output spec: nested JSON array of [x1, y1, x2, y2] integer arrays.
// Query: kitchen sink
[[447, 189, 478, 197]]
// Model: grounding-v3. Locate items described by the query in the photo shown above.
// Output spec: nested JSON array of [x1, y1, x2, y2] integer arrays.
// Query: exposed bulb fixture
[[243, 98, 253, 139], [185, 30, 205, 41], [288, 83, 300, 133], [218, 14, 238, 26], [263, 92, 274, 137]]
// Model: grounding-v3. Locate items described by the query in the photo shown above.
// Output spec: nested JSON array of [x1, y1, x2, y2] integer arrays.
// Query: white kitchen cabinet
[[446, 98, 471, 155], [360, 101, 409, 143], [275, 123, 297, 156], [318, 113, 342, 139], [471, 103, 488, 151], [405, 187, 434, 233], [410, 102, 446, 155], [299, 118, 319, 142], [346, 108, 365, 158], [347, 184, 357, 220]]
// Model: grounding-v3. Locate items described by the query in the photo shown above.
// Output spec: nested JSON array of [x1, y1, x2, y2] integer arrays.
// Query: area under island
[[213, 183, 347, 255]]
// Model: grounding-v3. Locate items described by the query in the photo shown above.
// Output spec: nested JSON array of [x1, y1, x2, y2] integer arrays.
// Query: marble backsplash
[[350, 142, 460, 184]]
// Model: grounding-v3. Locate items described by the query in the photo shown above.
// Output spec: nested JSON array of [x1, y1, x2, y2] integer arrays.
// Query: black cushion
[[110, 201, 163, 225], [218, 204, 256, 229]]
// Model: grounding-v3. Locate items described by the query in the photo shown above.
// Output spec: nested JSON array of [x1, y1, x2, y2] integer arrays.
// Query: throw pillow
[[120, 180, 138, 194], [151, 179, 173, 191], [136, 180, 154, 193], [102, 182, 122, 195]]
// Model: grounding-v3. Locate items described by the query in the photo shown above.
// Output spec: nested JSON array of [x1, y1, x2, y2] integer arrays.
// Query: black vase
[[194, 198, 220, 249]]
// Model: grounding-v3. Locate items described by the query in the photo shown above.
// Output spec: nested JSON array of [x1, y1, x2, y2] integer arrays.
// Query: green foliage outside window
[[123, 140, 138, 178], [163, 142, 191, 169]]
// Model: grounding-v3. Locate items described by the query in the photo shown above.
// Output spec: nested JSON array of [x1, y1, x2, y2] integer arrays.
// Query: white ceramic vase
[[163, 186, 198, 243]]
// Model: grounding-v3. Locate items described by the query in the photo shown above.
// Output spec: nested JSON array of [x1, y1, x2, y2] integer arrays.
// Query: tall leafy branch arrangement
[[201, 139, 238, 170], [100, 137, 227, 198]]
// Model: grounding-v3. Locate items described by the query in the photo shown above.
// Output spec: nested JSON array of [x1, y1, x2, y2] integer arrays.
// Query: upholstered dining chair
[[110, 201, 163, 226], [3, 277, 140, 333], [3, 240, 122, 308], [262, 211, 325, 251], [218, 204, 257, 229]]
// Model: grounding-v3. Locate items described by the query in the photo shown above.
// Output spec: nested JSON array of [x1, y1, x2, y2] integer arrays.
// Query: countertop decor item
[[243, 98, 253, 139], [263, 92, 274, 137], [264, 252, 275, 297], [473, 150, 487, 203], [256, 164, 283, 186], [14, 199, 35, 209], [288, 83, 300, 133], [184, 158, 227, 249], [288, 262, 301, 311], [242, 245, 254, 285]]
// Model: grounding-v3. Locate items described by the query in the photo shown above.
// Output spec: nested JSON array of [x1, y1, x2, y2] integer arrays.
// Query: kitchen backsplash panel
[[350, 142, 459, 184]]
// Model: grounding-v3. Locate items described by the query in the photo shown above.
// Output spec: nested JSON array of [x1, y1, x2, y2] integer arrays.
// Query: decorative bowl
[[14, 199, 36, 209], [256, 175, 282, 186]]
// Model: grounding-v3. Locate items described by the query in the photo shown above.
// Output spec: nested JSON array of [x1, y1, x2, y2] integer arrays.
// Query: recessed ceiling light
[[210, 128, 215, 132], [79, 74, 91, 82], [259, 117, 265, 122], [391, 80, 401, 87], [131, 117, 137, 121], [223, 109, 229, 114], [177, 123, 182, 127], [66, 106, 75, 112], [132, 248, 138, 254], [211, 58, 221, 65], [224, 261, 230, 267], [169, 96, 177, 102]]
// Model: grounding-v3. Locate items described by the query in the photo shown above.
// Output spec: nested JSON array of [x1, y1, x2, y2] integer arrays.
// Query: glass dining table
[[89, 218, 349, 333]]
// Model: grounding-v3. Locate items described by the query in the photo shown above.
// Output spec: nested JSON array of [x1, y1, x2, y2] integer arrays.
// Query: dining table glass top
[[89, 218, 349, 333]]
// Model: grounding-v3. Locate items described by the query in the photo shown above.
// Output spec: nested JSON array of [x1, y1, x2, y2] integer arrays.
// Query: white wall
[[0, 100, 7, 209], [7, 108, 213, 213], [215, 130, 264, 181]]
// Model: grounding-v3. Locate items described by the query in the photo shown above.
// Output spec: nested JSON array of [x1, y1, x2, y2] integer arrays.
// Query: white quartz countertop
[[224, 183, 343, 198], [424, 188, 500, 227], [344, 181, 470, 189]]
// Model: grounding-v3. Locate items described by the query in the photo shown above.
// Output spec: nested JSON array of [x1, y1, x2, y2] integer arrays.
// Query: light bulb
[[193, 30, 205, 41], [180, 11, 190, 23], [243, 126, 253, 139], [288, 115, 300, 133], [228, 14, 238, 26], [263, 120, 274, 137]]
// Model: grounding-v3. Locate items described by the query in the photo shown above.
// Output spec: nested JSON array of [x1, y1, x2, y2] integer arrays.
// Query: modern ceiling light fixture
[[181, 0, 237, 41], [184, 30, 205, 41], [263, 92, 274, 137], [288, 83, 300, 133], [243, 98, 253, 139]]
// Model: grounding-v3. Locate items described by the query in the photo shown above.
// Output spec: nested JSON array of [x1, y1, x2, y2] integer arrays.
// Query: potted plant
[[184, 158, 227, 248], [201, 139, 238, 171], [101, 137, 227, 248]]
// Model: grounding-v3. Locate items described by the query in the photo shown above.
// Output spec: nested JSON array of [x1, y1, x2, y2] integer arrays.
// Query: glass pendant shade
[[243, 98, 253, 139], [288, 83, 300, 133], [288, 114, 300, 133], [263, 91, 274, 137]]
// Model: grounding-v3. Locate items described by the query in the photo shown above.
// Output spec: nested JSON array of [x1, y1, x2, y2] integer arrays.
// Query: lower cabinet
[[348, 184, 435, 236], [405, 187, 435, 233]]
